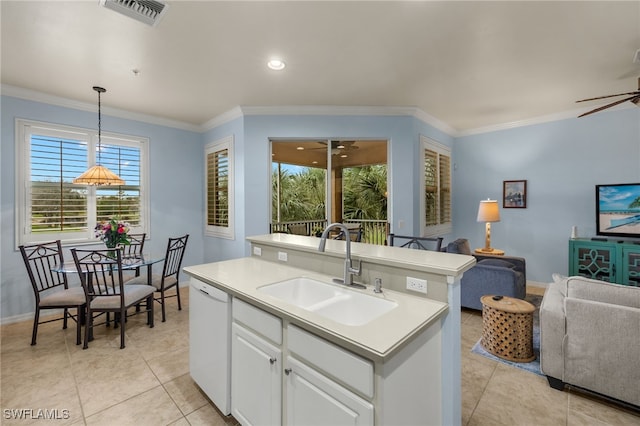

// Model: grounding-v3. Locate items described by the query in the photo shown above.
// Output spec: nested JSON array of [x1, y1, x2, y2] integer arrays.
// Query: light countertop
[[247, 233, 476, 278], [184, 257, 449, 362]]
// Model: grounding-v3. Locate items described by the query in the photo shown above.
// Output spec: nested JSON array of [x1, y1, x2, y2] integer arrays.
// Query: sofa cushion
[[567, 277, 640, 309], [446, 238, 471, 255], [477, 258, 516, 269]]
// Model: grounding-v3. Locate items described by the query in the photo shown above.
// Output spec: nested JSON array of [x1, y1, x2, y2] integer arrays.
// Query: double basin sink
[[258, 277, 397, 326]]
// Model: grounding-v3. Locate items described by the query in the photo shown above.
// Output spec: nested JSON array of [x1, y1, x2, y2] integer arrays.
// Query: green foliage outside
[[272, 164, 387, 222], [31, 182, 139, 232]]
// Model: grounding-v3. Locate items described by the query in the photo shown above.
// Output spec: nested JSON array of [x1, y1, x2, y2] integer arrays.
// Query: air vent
[[101, 0, 168, 27]]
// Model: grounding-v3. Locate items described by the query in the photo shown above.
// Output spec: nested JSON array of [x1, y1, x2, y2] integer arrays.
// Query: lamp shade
[[72, 165, 125, 186], [477, 199, 500, 222]]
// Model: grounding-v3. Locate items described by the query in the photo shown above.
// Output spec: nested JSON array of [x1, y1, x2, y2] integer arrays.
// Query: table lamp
[[477, 199, 501, 253]]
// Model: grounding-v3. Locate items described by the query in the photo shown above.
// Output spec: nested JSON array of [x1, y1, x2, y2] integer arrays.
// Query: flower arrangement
[[95, 217, 130, 248]]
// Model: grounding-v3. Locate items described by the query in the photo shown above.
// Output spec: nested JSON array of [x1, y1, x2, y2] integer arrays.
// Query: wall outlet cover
[[278, 251, 288, 261], [253, 246, 262, 256], [406, 276, 427, 293]]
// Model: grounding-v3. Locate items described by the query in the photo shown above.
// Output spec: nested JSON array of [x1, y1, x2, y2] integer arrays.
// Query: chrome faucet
[[318, 223, 363, 287]]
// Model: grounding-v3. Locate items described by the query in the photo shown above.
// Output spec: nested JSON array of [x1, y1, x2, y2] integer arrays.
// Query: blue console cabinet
[[569, 238, 640, 286]]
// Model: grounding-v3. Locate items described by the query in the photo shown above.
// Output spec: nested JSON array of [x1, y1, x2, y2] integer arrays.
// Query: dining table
[[52, 252, 165, 288]]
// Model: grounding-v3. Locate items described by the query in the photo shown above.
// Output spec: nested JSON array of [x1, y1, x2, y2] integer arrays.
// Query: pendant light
[[73, 86, 125, 186]]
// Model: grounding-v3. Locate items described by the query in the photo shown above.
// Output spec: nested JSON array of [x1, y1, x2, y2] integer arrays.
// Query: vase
[[105, 242, 117, 259]]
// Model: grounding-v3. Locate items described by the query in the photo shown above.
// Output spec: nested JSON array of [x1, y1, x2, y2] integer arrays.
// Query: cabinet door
[[232, 323, 281, 426], [285, 357, 373, 426], [620, 246, 640, 286], [570, 240, 616, 282]]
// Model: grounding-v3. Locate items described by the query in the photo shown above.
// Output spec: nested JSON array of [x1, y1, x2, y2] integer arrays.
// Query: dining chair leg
[[120, 310, 127, 349], [76, 307, 82, 345], [31, 309, 40, 346], [83, 309, 92, 350], [147, 295, 154, 328], [63, 308, 69, 330], [176, 283, 182, 311], [161, 292, 166, 322]]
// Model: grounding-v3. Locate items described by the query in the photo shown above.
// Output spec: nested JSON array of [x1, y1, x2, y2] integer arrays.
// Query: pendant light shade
[[73, 164, 125, 185], [73, 86, 125, 186]]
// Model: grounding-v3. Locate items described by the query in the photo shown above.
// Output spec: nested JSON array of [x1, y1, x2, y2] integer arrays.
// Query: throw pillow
[[477, 258, 516, 269], [446, 238, 471, 255]]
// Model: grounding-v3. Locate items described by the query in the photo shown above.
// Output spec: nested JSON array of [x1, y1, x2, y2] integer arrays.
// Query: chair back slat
[[72, 249, 124, 301], [119, 233, 146, 258], [162, 235, 189, 280], [19, 240, 68, 297], [388, 234, 443, 252]]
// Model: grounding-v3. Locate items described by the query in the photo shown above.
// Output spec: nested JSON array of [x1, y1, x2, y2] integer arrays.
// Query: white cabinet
[[231, 323, 282, 426], [231, 298, 283, 426], [285, 324, 374, 425], [286, 356, 373, 426]]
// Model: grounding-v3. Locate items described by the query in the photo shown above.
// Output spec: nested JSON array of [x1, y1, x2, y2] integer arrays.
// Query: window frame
[[420, 135, 452, 237], [205, 135, 234, 240], [15, 118, 149, 247]]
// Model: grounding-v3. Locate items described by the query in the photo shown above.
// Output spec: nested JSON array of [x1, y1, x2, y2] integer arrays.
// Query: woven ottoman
[[480, 295, 535, 362]]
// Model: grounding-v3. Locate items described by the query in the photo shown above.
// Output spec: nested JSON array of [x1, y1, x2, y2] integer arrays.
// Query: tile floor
[[1, 286, 639, 425]]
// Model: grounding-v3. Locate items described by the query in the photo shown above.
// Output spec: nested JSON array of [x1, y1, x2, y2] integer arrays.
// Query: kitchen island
[[184, 234, 475, 425]]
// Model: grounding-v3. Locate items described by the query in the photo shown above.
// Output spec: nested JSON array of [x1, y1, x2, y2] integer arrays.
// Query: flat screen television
[[596, 183, 640, 238]]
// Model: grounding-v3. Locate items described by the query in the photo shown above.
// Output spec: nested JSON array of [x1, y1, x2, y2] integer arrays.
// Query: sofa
[[444, 238, 526, 310], [540, 276, 640, 407]]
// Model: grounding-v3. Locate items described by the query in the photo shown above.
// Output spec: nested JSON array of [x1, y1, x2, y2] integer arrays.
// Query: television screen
[[596, 183, 640, 238]]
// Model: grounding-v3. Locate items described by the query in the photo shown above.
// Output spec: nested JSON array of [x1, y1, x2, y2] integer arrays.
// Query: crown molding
[[457, 103, 636, 137], [204, 105, 459, 137], [1, 84, 202, 133]]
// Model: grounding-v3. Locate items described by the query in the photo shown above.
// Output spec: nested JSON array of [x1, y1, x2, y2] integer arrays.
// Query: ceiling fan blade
[[578, 95, 639, 117], [576, 91, 640, 103]]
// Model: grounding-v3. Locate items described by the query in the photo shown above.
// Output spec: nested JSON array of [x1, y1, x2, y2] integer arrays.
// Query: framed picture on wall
[[503, 180, 527, 208]]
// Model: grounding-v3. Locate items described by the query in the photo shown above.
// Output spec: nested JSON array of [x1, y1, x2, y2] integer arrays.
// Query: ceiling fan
[[576, 77, 640, 118], [310, 140, 360, 154]]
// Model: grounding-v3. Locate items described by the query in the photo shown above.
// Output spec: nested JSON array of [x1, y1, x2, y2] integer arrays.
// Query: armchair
[[444, 238, 526, 310]]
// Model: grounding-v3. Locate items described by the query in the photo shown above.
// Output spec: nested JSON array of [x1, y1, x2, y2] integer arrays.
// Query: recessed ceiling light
[[337, 144, 345, 149], [296, 146, 304, 150], [340, 154, 348, 158], [267, 59, 286, 71]]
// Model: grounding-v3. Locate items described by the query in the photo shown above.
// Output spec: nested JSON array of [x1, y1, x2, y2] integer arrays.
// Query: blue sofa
[[444, 238, 526, 310]]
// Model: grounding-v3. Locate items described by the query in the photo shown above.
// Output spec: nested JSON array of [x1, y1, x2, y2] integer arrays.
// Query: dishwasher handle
[[191, 280, 229, 304]]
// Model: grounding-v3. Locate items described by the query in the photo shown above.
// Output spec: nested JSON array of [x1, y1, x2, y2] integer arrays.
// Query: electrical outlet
[[278, 251, 288, 262], [406, 276, 427, 293], [253, 247, 262, 256]]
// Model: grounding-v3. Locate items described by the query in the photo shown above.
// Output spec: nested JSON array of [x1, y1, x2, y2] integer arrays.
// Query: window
[[16, 119, 149, 246], [205, 135, 234, 239], [421, 135, 452, 236]]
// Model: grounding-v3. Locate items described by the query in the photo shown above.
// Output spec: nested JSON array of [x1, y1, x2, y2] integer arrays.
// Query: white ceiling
[[2, 1, 639, 134]]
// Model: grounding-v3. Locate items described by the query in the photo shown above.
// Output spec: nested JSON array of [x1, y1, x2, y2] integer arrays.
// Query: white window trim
[[205, 135, 235, 240], [15, 118, 150, 247], [420, 135, 452, 237]]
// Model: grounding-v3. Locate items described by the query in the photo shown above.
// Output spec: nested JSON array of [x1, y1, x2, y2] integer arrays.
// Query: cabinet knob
[[269, 357, 277, 365], [284, 368, 292, 375]]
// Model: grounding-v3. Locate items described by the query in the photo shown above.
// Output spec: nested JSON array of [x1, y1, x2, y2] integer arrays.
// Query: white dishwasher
[[189, 278, 231, 415]]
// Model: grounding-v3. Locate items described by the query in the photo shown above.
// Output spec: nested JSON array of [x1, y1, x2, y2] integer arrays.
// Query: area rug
[[471, 295, 543, 376]]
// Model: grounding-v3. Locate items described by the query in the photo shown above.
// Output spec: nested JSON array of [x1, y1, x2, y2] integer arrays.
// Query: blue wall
[[1, 95, 203, 321], [3, 92, 638, 321], [452, 108, 640, 283]]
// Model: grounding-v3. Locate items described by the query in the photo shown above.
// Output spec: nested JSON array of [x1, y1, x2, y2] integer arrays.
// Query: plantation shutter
[[205, 135, 234, 239], [424, 148, 438, 226], [29, 134, 88, 234], [439, 153, 451, 225], [95, 142, 142, 226], [421, 136, 452, 235], [207, 148, 229, 227]]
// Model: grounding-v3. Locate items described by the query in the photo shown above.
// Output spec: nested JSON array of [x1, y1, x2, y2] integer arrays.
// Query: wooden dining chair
[[71, 248, 155, 349], [126, 234, 189, 322], [19, 240, 86, 346]]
